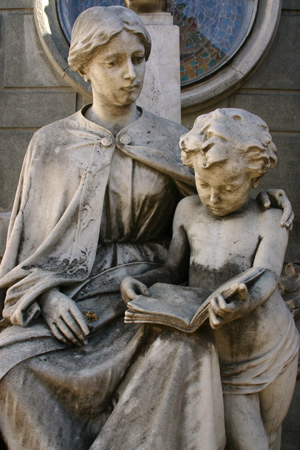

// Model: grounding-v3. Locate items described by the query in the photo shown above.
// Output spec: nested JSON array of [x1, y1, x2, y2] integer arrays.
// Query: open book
[[125, 267, 265, 333]]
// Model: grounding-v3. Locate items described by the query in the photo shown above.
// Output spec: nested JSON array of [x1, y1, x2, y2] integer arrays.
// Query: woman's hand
[[121, 277, 150, 305], [40, 289, 90, 346], [209, 283, 250, 329], [257, 189, 294, 229]]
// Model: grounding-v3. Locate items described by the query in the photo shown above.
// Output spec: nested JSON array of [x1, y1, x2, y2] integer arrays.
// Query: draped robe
[[0, 107, 226, 450]]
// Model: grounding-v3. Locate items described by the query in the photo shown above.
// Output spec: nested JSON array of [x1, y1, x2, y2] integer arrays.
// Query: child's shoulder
[[251, 198, 287, 234], [250, 198, 281, 219], [173, 195, 203, 225], [176, 195, 202, 213]]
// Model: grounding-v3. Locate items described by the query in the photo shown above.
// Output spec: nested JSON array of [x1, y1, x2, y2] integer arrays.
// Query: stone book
[[125, 267, 265, 332]]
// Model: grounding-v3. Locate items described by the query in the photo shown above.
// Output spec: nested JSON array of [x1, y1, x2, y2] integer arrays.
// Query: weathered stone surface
[[0, 0, 33, 9], [137, 14, 181, 122], [139, 11, 173, 25], [76, 93, 91, 111], [125, 0, 166, 14], [281, 431, 300, 450], [233, 93, 300, 132], [282, 380, 300, 449], [4, 14, 68, 88], [257, 134, 300, 212], [282, 0, 300, 10], [182, 98, 229, 129], [285, 369, 300, 434], [0, 131, 33, 212], [254, 133, 300, 262], [0, 213, 11, 258], [287, 218, 300, 265], [244, 14, 300, 90], [0, 92, 76, 128]]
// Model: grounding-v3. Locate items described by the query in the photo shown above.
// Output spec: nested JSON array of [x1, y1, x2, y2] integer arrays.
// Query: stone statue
[[121, 108, 300, 450], [0, 6, 294, 450], [0, 7, 225, 450]]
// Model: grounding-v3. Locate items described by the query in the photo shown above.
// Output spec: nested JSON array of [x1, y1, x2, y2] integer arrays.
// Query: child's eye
[[199, 182, 209, 189], [201, 142, 214, 153], [225, 186, 236, 193]]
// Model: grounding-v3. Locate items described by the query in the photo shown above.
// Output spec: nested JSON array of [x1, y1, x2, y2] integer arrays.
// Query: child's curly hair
[[180, 108, 277, 181]]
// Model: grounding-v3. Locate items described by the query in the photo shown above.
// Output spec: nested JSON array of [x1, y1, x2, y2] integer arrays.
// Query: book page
[[128, 284, 211, 326]]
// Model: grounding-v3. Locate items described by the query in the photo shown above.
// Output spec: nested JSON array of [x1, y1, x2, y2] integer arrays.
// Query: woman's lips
[[122, 84, 139, 92]]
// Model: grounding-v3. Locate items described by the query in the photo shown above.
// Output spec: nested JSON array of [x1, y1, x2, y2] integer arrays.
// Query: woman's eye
[[106, 60, 117, 67], [132, 56, 144, 65]]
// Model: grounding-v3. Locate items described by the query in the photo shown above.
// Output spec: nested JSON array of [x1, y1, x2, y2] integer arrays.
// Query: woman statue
[[0, 6, 292, 450]]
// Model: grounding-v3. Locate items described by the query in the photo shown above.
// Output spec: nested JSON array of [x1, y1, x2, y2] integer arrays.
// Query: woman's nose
[[124, 60, 136, 80]]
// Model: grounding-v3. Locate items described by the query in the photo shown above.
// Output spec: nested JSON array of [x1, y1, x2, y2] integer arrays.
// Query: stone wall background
[[0, 0, 299, 260]]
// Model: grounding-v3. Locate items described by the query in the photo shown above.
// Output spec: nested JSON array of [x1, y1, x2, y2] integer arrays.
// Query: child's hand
[[209, 283, 250, 329], [121, 277, 150, 305]]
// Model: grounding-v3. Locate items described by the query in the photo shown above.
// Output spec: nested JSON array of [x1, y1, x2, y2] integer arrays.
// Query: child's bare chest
[[185, 208, 261, 288]]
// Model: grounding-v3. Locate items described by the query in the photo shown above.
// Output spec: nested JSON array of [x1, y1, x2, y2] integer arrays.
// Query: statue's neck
[[84, 100, 140, 136]]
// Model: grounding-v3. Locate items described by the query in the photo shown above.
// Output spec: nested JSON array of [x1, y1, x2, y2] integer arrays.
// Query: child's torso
[[184, 198, 291, 362]]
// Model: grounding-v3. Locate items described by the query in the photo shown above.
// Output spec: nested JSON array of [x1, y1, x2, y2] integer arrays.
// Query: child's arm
[[121, 199, 191, 304], [209, 209, 289, 329]]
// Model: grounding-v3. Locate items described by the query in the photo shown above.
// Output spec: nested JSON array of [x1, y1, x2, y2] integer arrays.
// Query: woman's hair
[[181, 108, 277, 179], [68, 6, 152, 77]]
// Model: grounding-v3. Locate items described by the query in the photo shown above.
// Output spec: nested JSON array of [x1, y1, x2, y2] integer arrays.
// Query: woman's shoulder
[[141, 110, 188, 138], [28, 111, 86, 154], [130, 109, 188, 161], [30, 120, 66, 150], [37, 114, 72, 134]]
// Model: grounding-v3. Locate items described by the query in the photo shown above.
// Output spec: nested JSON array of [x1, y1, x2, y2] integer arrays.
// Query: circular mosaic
[[57, 0, 257, 86]]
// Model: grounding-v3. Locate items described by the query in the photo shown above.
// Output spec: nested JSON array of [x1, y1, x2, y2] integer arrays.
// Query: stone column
[[137, 13, 181, 123]]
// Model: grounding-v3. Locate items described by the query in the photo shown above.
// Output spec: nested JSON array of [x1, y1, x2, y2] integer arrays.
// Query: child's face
[[193, 155, 253, 216]]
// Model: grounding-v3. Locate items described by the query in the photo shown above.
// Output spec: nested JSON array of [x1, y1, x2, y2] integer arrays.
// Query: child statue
[[121, 108, 300, 450]]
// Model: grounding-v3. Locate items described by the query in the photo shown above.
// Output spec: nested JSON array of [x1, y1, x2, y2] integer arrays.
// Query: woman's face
[[84, 30, 146, 107]]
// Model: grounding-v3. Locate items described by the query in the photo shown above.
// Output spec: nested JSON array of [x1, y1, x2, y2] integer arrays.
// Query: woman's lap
[[0, 322, 225, 450], [0, 319, 143, 450]]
